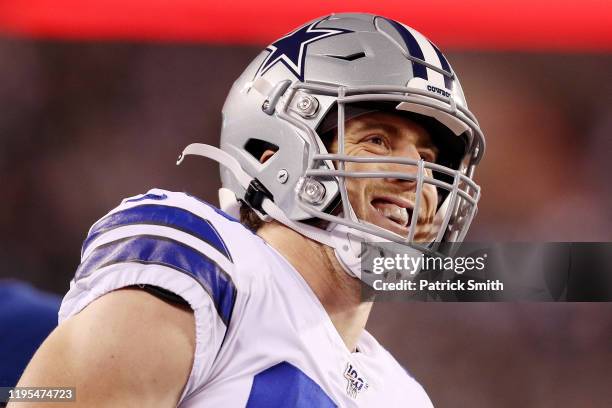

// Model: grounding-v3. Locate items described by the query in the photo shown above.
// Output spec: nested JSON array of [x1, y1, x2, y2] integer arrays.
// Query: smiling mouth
[[370, 198, 413, 231]]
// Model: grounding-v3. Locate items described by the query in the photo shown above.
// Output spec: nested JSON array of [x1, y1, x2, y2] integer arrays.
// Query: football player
[[13, 13, 484, 407]]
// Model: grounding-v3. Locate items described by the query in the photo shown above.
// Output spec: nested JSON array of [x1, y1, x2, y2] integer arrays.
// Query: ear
[[260, 149, 276, 164]]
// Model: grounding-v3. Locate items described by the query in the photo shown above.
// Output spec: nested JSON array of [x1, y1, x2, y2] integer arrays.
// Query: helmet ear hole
[[259, 150, 276, 164], [244, 139, 279, 163]]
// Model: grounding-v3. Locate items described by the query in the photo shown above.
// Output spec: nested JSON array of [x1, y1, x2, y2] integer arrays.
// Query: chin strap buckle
[[244, 179, 274, 215]]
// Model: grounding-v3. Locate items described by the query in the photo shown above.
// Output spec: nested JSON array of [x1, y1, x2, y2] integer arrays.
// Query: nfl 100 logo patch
[[343, 363, 369, 398]]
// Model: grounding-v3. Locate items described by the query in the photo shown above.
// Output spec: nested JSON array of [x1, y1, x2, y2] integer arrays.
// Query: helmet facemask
[[276, 82, 482, 261]]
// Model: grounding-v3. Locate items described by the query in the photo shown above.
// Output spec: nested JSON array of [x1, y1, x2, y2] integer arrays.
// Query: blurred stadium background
[[0, 2, 611, 407]]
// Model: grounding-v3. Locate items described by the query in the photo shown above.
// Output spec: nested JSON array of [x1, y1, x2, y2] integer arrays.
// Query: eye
[[363, 135, 388, 147], [418, 148, 436, 162]]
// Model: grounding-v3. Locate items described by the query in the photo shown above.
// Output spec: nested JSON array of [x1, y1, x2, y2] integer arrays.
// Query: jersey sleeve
[[58, 189, 239, 402]]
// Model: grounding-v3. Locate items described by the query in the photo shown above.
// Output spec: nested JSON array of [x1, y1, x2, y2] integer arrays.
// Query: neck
[[258, 221, 373, 352]]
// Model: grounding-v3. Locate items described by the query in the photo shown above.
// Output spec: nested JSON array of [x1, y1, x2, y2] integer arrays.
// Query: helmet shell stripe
[[429, 41, 453, 89], [404, 25, 447, 90], [382, 18, 428, 81]]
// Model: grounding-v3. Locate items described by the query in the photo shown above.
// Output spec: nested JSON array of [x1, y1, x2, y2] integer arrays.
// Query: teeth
[[377, 205, 409, 226]]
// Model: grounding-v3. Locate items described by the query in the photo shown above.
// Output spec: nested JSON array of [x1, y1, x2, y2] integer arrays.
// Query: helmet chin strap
[[177, 143, 379, 281]]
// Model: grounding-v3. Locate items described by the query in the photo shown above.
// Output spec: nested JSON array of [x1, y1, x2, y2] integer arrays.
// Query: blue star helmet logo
[[257, 19, 353, 81]]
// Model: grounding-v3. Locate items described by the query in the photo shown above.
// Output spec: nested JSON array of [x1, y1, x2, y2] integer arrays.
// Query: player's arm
[[10, 288, 195, 408]]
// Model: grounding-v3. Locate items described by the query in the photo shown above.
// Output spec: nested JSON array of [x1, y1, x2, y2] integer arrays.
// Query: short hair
[[240, 201, 266, 232]]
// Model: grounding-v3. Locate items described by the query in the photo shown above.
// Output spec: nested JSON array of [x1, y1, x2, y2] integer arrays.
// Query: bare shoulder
[[13, 288, 195, 408]]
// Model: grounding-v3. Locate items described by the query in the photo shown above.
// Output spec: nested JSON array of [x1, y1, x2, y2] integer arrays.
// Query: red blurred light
[[0, 0, 610, 51]]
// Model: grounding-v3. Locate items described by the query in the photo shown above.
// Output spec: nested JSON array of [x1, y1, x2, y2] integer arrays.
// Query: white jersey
[[59, 189, 433, 407]]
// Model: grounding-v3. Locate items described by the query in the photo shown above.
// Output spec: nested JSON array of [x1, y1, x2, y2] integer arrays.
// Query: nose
[[382, 145, 421, 186]]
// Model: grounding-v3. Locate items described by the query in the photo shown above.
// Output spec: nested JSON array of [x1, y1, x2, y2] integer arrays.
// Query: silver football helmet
[[178, 13, 485, 281]]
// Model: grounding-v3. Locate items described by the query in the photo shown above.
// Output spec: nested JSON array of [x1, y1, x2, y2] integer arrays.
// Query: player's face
[[329, 112, 439, 242]]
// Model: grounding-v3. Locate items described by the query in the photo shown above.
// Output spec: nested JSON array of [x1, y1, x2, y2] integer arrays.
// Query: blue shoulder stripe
[[124, 192, 169, 203], [76, 235, 236, 326], [83, 204, 232, 262]]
